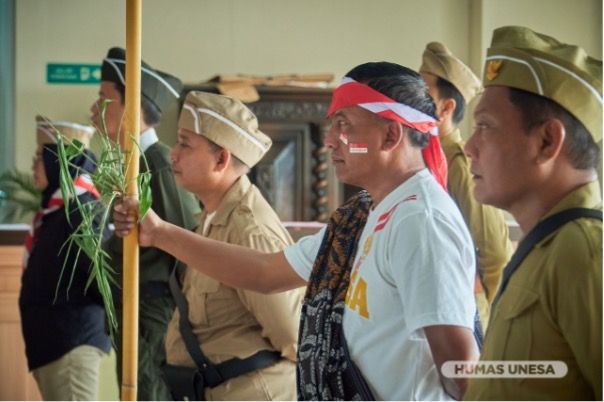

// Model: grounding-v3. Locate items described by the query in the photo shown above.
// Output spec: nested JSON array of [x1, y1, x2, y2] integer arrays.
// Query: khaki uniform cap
[[178, 91, 272, 168], [420, 41, 482, 103], [35, 115, 94, 148], [483, 26, 603, 141]]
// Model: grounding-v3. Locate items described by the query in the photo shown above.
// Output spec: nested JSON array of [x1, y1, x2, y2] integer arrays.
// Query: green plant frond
[[65, 246, 84, 301], [55, 237, 75, 304], [0, 169, 40, 197], [128, 135, 153, 220], [55, 136, 78, 225], [138, 172, 153, 220], [0, 169, 41, 222], [53, 112, 154, 343], [85, 260, 100, 290], [64, 139, 85, 158], [1, 194, 40, 210], [99, 99, 112, 138]]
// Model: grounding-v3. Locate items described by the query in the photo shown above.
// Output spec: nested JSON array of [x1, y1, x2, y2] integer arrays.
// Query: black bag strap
[[169, 268, 224, 386], [493, 207, 602, 309], [215, 350, 282, 380], [168, 269, 281, 388]]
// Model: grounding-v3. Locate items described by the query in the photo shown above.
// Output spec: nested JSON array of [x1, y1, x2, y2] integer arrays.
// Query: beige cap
[[484, 26, 602, 141], [178, 91, 272, 168], [36, 115, 95, 148], [420, 41, 482, 103]]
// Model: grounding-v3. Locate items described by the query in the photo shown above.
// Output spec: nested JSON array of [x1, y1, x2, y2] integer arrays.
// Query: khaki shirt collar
[[544, 180, 602, 218], [534, 180, 602, 247], [201, 175, 252, 229], [440, 128, 463, 148], [439, 128, 463, 164]]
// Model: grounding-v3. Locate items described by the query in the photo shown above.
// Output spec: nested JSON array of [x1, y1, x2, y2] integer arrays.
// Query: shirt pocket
[[185, 273, 220, 327], [489, 285, 539, 361]]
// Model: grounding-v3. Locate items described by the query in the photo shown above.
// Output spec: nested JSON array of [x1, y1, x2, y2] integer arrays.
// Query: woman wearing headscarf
[[19, 117, 111, 401]]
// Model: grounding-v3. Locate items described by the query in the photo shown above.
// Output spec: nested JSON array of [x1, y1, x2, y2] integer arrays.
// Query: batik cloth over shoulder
[[297, 190, 373, 400]]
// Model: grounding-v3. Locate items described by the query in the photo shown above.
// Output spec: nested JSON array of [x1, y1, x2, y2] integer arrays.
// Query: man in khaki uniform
[[420, 42, 513, 328], [163, 91, 302, 400], [463, 26, 602, 400]]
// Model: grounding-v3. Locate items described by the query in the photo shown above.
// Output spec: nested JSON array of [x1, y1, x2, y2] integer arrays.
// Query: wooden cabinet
[[0, 245, 41, 401]]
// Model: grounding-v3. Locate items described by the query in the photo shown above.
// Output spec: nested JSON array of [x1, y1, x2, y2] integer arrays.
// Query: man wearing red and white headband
[[112, 62, 478, 400]]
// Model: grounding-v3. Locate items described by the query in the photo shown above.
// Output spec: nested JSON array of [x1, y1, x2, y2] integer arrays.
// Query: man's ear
[[383, 121, 404, 151], [214, 148, 231, 172], [440, 97, 456, 121], [536, 118, 566, 164]]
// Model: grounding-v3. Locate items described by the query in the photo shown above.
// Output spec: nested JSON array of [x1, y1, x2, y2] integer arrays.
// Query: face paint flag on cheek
[[340, 132, 367, 154], [327, 77, 448, 191], [349, 143, 368, 153]]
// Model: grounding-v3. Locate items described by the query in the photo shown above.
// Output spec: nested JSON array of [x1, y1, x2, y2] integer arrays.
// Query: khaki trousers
[[32, 344, 105, 401]]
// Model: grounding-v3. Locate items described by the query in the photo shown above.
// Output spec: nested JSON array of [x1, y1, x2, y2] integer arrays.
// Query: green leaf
[[55, 136, 78, 224], [138, 172, 152, 220], [0, 169, 41, 222], [65, 139, 85, 158]]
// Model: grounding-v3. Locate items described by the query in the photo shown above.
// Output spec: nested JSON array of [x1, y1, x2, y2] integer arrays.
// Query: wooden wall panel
[[0, 246, 41, 401]]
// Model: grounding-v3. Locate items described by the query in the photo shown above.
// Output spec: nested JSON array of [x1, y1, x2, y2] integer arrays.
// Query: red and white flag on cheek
[[339, 132, 368, 153], [327, 77, 447, 191], [349, 143, 368, 153]]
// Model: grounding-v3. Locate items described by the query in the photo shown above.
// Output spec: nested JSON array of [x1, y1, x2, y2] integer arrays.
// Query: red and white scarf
[[23, 175, 100, 269], [327, 77, 448, 191]]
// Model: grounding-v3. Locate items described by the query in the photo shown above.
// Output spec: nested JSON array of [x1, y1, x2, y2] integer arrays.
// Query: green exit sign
[[47, 63, 102, 84]]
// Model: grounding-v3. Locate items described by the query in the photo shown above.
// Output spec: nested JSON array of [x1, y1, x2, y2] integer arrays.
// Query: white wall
[[14, 0, 471, 169], [13, 0, 602, 170]]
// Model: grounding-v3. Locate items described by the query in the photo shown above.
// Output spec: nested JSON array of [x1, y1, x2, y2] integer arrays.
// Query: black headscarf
[[40, 144, 97, 208]]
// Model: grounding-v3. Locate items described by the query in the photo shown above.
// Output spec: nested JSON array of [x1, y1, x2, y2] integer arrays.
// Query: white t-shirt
[[284, 169, 476, 400]]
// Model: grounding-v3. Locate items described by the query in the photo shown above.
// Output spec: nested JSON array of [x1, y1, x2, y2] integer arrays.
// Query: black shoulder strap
[[493, 207, 602, 308], [168, 269, 281, 388], [169, 269, 224, 386]]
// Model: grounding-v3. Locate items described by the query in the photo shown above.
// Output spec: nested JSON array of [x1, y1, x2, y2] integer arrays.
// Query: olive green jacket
[[465, 181, 602, 400]]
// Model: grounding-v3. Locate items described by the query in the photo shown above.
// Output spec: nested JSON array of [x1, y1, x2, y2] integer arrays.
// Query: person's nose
[[324, 124, 339, 150], [464, 132, 477, 160], [90, 99, 98, 114]]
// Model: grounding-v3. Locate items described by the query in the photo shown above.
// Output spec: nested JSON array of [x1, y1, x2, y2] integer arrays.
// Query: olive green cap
[[420, 41, 482, 103], [101, 47, 183, 112], [36, 115, 94, 148], [484, 26, 602, 141], [178, 91, 272, 168]]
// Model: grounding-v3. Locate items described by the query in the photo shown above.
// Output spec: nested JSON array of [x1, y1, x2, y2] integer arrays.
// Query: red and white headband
[[327, 76, 448, 192], [327, 77, 438, 136]]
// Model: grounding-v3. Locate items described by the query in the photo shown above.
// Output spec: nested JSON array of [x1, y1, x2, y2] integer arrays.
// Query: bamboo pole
[[121, 0, 142, 400]]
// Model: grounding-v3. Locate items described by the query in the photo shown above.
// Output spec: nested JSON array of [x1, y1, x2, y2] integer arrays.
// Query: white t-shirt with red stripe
[[284, 168, 476, 400]]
